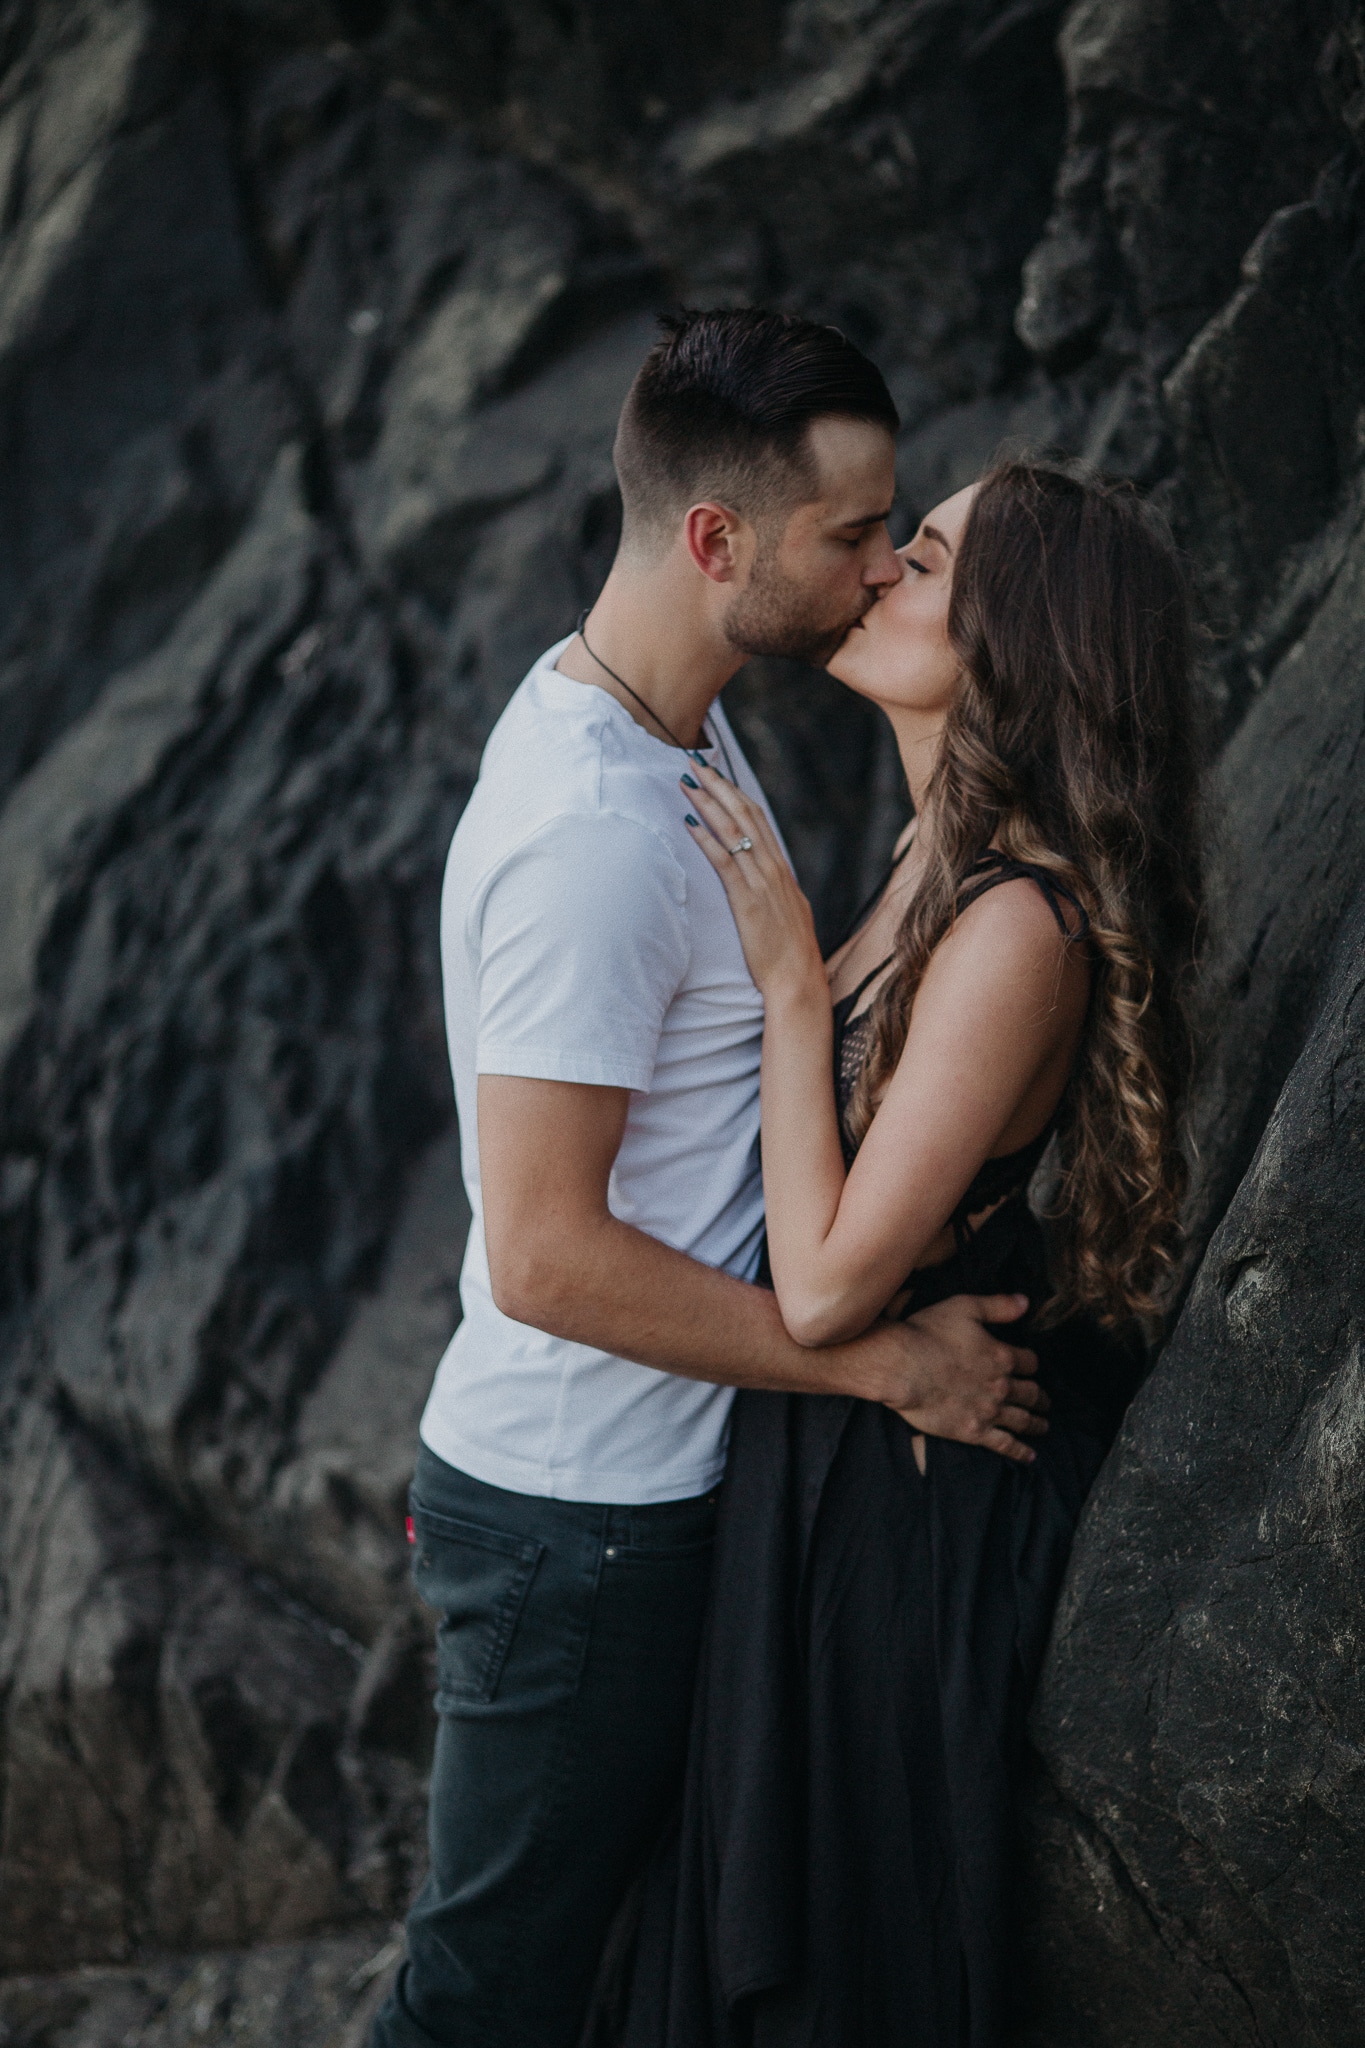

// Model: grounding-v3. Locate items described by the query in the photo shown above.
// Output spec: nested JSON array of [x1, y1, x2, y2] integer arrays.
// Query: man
[[372, 309, 1046, 2048]]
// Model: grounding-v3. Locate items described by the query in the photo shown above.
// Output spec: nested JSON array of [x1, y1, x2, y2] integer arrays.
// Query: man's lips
[[836, 601, 877, 647]]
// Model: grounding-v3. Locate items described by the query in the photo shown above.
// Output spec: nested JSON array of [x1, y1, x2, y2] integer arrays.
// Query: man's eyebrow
[[838, 506, 895, 530], [921, 522, 954, 554]]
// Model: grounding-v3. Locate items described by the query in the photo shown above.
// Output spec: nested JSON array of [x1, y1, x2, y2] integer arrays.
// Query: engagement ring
[[729, 836, 754, 855]]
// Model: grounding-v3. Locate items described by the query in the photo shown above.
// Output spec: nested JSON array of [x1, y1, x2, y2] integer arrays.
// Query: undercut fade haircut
[[614, 308, 899, 553]]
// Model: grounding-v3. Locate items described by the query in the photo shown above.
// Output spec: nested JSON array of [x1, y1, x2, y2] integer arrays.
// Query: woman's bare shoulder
[[928, 872, 1090, 1006]]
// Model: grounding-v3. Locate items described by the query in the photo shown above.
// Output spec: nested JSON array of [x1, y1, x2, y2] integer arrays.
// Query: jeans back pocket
[[409, 1501, 545, 1707]]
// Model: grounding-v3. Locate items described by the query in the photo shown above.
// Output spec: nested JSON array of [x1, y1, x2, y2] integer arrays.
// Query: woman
[[620, 459, 1203, 2047]]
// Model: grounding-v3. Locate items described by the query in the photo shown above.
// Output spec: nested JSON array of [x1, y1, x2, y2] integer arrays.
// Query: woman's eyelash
[[907, 557, 930, 574]]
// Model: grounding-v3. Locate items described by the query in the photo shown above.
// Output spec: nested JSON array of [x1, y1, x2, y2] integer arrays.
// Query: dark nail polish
[[690, 750, 707, 766], [681, 772, 699, 789], [685, 814, 700, 827]]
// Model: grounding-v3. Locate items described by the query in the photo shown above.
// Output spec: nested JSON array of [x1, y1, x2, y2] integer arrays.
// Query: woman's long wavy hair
[[845, 458, 1204, 1329]]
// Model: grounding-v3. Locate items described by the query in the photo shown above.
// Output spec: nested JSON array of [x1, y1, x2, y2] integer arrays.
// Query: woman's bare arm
[[684, 764, 1088, 1346]]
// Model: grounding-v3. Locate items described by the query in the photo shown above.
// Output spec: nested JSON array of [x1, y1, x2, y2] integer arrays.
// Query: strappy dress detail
[[957, 848, 1091, 941]]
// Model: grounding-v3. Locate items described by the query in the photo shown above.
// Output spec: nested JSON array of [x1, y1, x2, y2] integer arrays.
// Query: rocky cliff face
[[1, 1, 1364, 2039]]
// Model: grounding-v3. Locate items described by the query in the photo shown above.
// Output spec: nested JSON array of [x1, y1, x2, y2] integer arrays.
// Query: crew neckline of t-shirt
[[540, 644, 718, 766]]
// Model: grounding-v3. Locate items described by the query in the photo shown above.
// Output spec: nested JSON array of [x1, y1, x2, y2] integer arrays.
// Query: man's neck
[[553, 559, 744, 750]]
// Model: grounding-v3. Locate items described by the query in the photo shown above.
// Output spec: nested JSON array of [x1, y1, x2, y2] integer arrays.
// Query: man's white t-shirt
[[419, 635, 785, 1504]]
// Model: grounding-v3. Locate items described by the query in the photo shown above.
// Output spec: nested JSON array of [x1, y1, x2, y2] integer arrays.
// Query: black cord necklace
[[574, 608, 736, 782]]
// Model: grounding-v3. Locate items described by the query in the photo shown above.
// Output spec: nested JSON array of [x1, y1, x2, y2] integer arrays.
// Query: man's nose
[[864, 526, 904, 591]]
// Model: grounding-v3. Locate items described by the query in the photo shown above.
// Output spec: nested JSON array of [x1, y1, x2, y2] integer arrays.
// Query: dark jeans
[[370, 1443, 718, 2048]]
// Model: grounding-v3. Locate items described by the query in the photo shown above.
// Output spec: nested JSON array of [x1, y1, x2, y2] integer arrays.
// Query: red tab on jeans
[[405, 1514, 415, 1545]]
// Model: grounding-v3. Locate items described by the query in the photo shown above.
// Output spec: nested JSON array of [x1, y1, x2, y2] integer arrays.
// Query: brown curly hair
[[845, 459, 1204, 1328]]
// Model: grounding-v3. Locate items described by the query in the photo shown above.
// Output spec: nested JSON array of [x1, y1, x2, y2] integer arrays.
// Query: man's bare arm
[[478, 1075, 1049, 1462]]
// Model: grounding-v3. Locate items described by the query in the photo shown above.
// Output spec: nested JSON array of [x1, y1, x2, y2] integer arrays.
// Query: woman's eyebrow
[[920, 523, 953, 554]]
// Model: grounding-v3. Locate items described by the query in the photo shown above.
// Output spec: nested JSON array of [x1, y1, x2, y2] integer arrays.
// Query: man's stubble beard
[[721, 543, 874, 667]]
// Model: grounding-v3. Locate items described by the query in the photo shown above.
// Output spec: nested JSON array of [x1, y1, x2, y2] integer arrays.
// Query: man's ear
[[683, 501, 750, 584]]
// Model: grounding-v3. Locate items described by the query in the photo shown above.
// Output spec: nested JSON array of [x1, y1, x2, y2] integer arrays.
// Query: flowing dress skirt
[[620, 1203, 1140, 2048]]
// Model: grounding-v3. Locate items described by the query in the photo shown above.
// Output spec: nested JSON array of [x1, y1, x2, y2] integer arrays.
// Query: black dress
[[620, 854, 1142, 2048]]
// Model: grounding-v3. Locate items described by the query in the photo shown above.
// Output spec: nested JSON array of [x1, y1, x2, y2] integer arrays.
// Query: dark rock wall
[[1, 0, 1364, 2033], [1010, 8, 1365, 2044]]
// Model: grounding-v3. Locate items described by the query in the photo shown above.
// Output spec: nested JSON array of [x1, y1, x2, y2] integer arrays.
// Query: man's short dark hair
[[614, 308, 899, 552]]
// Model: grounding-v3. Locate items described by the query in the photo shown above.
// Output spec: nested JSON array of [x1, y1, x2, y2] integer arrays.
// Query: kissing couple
[[371, 308, 1202, 2048]]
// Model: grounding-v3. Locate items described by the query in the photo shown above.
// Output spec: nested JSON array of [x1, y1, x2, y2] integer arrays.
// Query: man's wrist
[[842, 1321, 924, 1406]]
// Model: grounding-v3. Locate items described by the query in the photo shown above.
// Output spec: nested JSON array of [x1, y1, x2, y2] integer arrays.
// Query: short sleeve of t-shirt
[[472, 809, 691, 1092]]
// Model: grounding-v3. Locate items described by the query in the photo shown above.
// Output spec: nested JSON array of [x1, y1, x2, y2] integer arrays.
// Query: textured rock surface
[[2, 0, 1365, 2033], [1018, 875, 1365, 2045], [0, 0, 1073, 1973], [0, 1926, 400, 2047], [1009, 7, 1365, 2044]]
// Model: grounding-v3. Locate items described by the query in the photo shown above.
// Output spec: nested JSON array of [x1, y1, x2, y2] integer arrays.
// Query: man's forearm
[[496, 1210, 897, 1399], [480, 1075, 1042, 1459]]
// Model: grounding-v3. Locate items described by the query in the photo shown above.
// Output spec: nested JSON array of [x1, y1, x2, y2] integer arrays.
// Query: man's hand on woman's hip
[[855, 1293, 1049, 1464]]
